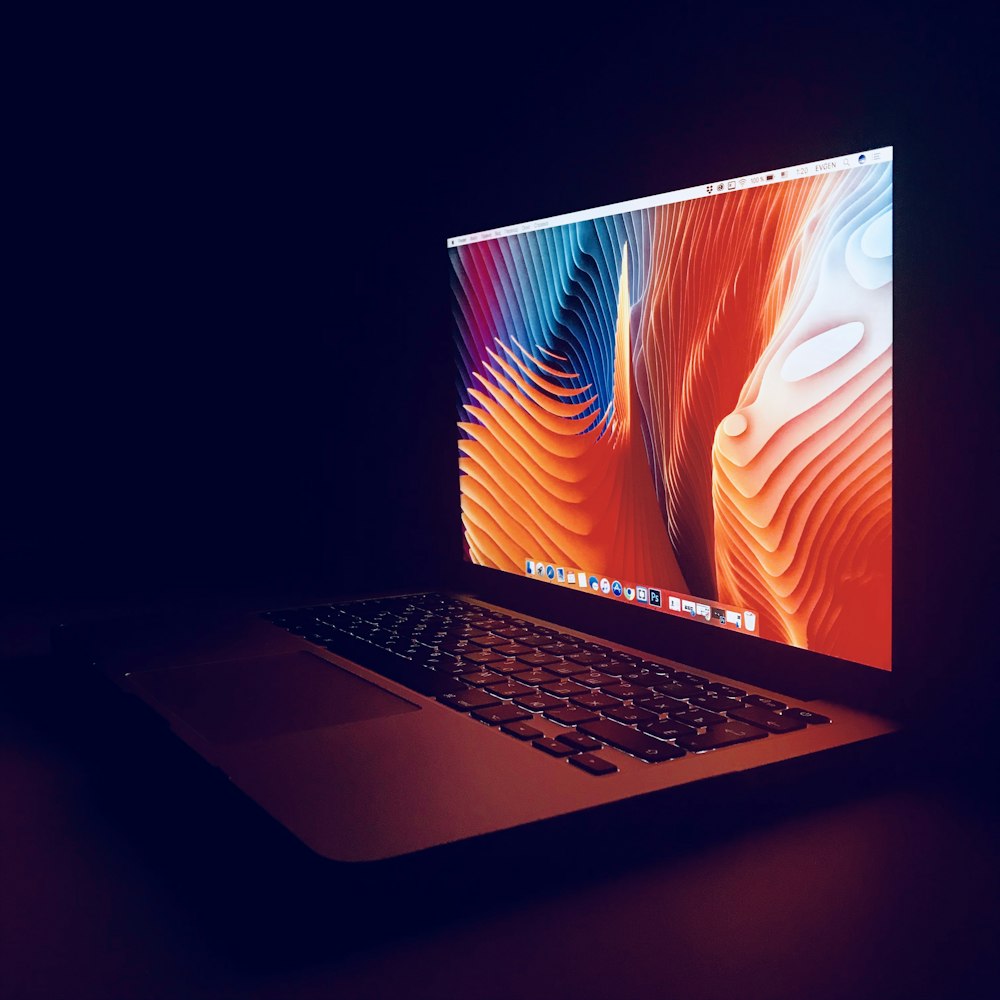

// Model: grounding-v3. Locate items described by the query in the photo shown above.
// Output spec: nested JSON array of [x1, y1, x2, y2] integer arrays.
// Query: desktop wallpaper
[[451, 162, 892, 671]]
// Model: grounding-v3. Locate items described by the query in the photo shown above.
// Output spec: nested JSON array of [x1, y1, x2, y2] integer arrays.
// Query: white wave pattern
[[713, 165, 893, 665]]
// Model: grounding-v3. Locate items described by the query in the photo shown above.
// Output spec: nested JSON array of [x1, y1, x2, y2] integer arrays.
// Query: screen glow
[[450, 152, 892, 671]]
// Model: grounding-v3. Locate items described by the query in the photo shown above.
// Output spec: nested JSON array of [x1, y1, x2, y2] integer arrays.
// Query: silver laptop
[[68, 144, 898, 861]]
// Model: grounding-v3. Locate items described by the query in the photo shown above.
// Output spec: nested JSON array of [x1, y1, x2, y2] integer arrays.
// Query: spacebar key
[[578, 719, 685, 762], [322, 635, 465, 697], [402, 668, 468, 698], [367, 651, 467, 696]]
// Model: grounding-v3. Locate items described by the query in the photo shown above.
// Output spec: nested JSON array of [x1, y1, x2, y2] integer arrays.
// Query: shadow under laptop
[[3, 651, 930, 981]]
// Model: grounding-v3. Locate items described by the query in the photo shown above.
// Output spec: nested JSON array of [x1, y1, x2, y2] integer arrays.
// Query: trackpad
[[130, 650, 419, 746]]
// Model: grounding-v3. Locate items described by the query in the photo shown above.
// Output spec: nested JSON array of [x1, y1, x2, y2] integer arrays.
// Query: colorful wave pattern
[[451, 163, 892, 670]]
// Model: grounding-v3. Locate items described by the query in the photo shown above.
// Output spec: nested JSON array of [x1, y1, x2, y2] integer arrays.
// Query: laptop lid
[[448, 146, 894, 710]]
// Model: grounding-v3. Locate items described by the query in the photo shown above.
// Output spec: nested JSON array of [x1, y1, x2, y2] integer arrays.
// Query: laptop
[[60, 144, 899, 861]]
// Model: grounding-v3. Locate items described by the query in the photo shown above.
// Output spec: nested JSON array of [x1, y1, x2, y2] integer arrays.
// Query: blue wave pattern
[[451, 212, 654, 437]]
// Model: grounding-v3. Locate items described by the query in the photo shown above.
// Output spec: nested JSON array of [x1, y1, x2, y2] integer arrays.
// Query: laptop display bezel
[[448, 146, 897, 713]]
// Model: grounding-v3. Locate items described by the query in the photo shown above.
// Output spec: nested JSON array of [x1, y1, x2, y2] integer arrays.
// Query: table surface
[[2, 649, 997, 1000]]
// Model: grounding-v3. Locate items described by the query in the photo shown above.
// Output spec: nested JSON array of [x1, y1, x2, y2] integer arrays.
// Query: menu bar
[[447, 146, 892, 248]]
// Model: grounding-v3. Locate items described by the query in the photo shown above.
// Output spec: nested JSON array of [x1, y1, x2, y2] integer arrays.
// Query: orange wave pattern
[[450, 163, 892, 670], [635, 176, 829, 598], [711, 168, 893, 669]]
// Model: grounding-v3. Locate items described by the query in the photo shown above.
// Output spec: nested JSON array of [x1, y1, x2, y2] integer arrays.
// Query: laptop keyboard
[[261, 593, 831, 775]]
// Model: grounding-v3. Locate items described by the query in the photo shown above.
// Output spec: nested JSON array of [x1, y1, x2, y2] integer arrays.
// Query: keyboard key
[[639, 659, 675, 676], [639, 718, 698, 740], [409, 633, 445, 650], [632, 693, 688, 713], [517, 651, 561, 667], [446, 625, 487, 638], [483, 658, 522, 675], [486, 679, 534, 699], [514, 692, 565, 712], [581, 642, 614, 655], [544, 705, 599, 726], [404, 666, 469, 698], [392, 620, 427, 636], [557, 732, 604, 752], [445, 658, 490, 676], [578, 719, 686, 762], [599, 660, 640, 676], [603, 703, 657, 725], [568, 651, 610, 667], [618, 666, 663, 687], [540, 642, 581, 655], [493, 643, 533, 656], [472, 703, 533, 726], [438, 689, 502, 712], [743, 694, 787, 711], [570, 692, 620, 711], [500, 720, 544, 740], [472, 633, 507, 649], [463, 649, 505, 665], [516, 634, 552, 647], [384, 636, 421, 654], [728, 706, 808, 733], [671, 708, 726, 729], [411, 651, 468, 673], [781, 707, 831, 724], [673, 672, 710, 687], [573, 670, 615, 688], [706, 682, 747, 697], [470, 616, 507, 630], [492, 626, 531, 639], [569, 753, 618, 776], [300, 625, 338, 643], [438, 638, 480, 655], [533, 737, 577, 758], [546, 660, 589, 677], [540, 678, 587, 698], [689, 693, 743, 712], [512, 667, 558, 686], [676, 722, 768, 752], [601, 682, 644, 701], [460, 669, 503, 687], [652, 680, 703, 699]]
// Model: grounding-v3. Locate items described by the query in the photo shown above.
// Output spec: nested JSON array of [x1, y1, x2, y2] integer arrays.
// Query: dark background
[[7, 8, 992, 620], [3, 9, 998, 999]]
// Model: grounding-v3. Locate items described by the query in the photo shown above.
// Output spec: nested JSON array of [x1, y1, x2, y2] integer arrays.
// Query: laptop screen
[[448, 147, 892, 673]]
